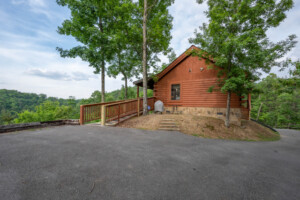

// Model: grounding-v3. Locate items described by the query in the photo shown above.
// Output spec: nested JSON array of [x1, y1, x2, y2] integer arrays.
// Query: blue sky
[[0, 0, 299, 99]]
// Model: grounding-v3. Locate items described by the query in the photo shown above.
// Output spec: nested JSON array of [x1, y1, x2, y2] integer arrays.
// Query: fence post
[[101, 105, 106, 126], [80, 105, 84, 125], [137, 86, 140, 117], [137, 98, 140, 117], [118, 104, 120, 123]]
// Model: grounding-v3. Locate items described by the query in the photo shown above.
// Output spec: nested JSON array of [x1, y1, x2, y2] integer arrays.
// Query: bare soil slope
[[118, 114, 279, 141]]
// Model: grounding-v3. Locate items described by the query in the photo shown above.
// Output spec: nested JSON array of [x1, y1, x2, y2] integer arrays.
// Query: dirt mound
[[118, 114, 279, 141]]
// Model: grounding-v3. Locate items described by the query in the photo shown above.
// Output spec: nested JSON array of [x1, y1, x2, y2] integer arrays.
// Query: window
[[171, 84, 180, 100]]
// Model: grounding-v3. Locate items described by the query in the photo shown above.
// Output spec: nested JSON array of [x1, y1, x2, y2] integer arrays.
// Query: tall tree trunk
[[101, 60, 105, 103], [98, 16, 105, 103], [124, 73, 128, 100], [225, 91, 231, 127], [142, 0, 148, 115], [256, 102, 263, 120]]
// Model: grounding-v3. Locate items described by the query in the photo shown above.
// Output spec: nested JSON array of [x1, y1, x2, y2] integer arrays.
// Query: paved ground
[[0, 126, 299, 200]]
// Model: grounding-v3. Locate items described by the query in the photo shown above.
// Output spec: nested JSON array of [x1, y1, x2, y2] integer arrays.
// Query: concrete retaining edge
[[0, 119, 80, 133]]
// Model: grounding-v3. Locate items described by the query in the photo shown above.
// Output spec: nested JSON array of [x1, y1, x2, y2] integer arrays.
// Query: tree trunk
[[98, 16, 105, 103], [124, 74, 128, 100], [225, 91, 231, 127], [142, 0, 148, 115], [101, 60, 105, 103], [256, 102, 263, 121]]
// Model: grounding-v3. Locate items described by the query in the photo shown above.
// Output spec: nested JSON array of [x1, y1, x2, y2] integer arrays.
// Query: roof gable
[[156, 45, 201, 80], [133, 45, 209, 88]]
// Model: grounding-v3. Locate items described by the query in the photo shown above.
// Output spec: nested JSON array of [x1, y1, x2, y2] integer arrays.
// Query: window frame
[[170, 83, 181, 101]]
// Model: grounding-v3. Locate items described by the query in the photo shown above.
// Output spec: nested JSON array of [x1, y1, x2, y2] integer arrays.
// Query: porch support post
[[101, 105, 106, 126], [137, 86, 140, 117], [80, 105, 84, 125], [248, 93, 251, 120]]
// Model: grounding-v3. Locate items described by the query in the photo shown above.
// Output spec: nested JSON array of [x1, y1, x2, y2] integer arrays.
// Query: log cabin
[[134, 45, 250, 125]]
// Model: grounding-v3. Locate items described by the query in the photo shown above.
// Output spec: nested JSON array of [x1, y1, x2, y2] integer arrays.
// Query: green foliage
[[106, 1, 140, 97], [56, 0, 132, 102], [190, 0, 296, 94], [0, 89, 80, 124], [138, 0, 174, 70], [15, 101, 72, 123], [0, 110, 14, 125], [190, 0, 297, 126], [1, 86, 153, 125], [152, 49, 177, 82], [251, 67, 300, 128]]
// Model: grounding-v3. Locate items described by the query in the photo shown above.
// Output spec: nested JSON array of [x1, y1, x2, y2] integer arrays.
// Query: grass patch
[[257, 131, 280, 141], [85, 119, 100, 124], [204, 123, 215, 131]]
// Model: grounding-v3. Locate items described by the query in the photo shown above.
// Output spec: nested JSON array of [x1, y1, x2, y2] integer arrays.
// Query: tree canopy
[[56, 0, 130, 102], [251, 63, 300, 128], [190, 0, 297, 127], [139, 0, 174, 114]]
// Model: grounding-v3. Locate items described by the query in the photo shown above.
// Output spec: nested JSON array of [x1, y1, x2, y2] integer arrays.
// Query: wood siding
[[154, 55, 242, 108]]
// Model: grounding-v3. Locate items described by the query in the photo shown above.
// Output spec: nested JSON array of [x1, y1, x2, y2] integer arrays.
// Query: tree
[[250, 67, 300, 128], [107, 50, 137, 99], [56, 0, 121, 102], [160, 49, 177, 72], [167, 49, 177, 64], [138, 0, 174, 114], [190, 0, 297, 127], [15, 101, 72, 123], [0, 110, 14, 125]]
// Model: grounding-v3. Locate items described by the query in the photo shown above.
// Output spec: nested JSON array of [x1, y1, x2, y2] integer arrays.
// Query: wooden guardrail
[[79, 100, 125, 125], [241, 108, 250, 120], [80, 97, 155, 125]]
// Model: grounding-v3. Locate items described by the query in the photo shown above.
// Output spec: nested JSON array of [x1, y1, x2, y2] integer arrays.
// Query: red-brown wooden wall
[[154, 55, 242, 108]]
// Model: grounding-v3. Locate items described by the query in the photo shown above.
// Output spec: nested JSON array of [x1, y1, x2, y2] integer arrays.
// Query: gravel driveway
[[0, 126, 299, 200]]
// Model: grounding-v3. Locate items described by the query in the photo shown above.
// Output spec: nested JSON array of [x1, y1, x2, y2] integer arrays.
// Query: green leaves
[[14, 101, 73, 123], [250, 72, 300, 128], [191, 0, 296, 126], [190, 0, 297, 95]]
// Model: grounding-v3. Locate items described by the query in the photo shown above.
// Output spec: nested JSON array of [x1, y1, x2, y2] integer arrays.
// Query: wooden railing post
[[80, 105, 84, 125], [101, 105, 106, 126], [137, 86, 140, 117], [118, 104, 120, 123], [137, 98, 140, 117]]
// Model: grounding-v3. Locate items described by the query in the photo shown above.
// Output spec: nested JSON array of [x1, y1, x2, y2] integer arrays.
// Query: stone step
[[159, 124, 179, 128], [158, 128, 180, 131], [160, 121, 178, 125], [162, 119, 175, 121]]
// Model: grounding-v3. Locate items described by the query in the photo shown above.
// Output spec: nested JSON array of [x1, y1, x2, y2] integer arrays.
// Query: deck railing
[[80, 97, 155, 125], [241, 108, 250, 120]]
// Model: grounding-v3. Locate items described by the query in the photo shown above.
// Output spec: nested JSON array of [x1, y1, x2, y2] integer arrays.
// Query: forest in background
[[0, 87, 152, 125], [250, 66, 299, 129], [0, 66, 299, 128]]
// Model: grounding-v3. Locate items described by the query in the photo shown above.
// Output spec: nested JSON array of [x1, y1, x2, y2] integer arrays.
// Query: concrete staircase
[[158, 119, 180, 131]]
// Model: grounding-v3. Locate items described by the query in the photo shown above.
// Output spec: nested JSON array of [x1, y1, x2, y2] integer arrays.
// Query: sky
[[0, 0, 299, 99]]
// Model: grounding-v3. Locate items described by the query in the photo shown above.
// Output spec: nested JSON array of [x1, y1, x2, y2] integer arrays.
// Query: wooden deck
[[80, 97, 155, 126]]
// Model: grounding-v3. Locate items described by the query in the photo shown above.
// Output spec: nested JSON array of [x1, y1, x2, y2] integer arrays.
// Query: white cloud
[[11, 0, 26, 5], [26, 68, 97, 81], [169, 0, 208, 54], [1, 0, 299, 99], [28, 0, 46, 7], [11, 0, 46, 7], [0, 28, 125, 98]]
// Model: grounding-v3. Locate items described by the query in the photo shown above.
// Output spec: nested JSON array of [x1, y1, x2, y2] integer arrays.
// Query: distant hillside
[[0, 89, 79, 114], [0, 87, 152, 125]]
